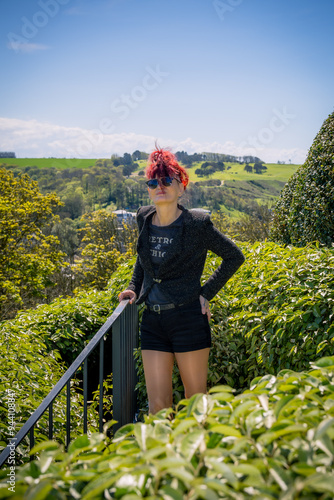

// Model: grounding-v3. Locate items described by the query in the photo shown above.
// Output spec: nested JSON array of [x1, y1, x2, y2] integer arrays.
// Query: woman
[[119, 147, 245, 414]]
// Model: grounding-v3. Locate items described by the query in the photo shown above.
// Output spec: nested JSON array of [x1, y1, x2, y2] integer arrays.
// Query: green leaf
[[209, 424, 242, 438], [25, 480, 54, 500], [257, 424, 307, 445], [194, 484, 219, 500], [171, 418, 198, 437], [208, 385, 234, 393], [81, 471, 123, 499], [67, 434, 91, 454], [303, 473, 334, 494], [113, 423, 135, 442], [29, 440, 60, 454], [159, 485, 184, 500], [205, 458, 238, 485], [155, 457, 189, 470], [230, 400, 257, 422], [311, 357, 334, 368], [142, 445, 167, 460], [314, 417, 334, 440], [229, 464, 265, 485], [164, 468, 194, 485], [291, 463, 316, 477], [273, 394, 295, 418], [180, 430, 205, 461]]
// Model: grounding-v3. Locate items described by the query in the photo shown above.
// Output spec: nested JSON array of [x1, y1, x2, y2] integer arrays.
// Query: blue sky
[[1, 0, 333, 163]]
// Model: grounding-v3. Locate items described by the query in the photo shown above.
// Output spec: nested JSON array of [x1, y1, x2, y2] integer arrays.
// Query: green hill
[[0, 157, 300, 217]]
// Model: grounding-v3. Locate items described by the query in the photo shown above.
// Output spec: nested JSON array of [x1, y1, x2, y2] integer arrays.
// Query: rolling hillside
[[0, 157, 300, 217]]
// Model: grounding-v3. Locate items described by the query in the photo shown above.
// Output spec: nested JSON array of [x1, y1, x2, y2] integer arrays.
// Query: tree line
[[1, 151, 269, 220]]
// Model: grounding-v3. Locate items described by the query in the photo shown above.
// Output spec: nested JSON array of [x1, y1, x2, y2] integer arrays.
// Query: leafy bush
[[0, 323, 99, 463], [0, 253, 138, 367], [1, 356, 334, 499], [271, 111, 334, 246], [109, 242, 334, 412], [0, 289, 115, 367], [207, 241, 334, 390], [1, 242, 333, 461], [0, 260, 136, 461]]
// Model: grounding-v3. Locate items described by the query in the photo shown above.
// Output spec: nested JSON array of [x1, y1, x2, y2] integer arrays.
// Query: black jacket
[[127, 204, 245, 305]]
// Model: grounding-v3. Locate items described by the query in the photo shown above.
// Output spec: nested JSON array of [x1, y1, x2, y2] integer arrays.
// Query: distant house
[[190, 208, 211, 216], [0, 152, 16, 158], [112, 210, 137, 225]]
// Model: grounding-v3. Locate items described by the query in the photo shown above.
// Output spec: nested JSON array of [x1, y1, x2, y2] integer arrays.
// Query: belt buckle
[[153, 304, 161, 313]]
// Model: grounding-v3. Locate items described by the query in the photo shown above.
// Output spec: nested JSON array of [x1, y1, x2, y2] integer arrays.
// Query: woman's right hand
[[118, 290, 137, 304]]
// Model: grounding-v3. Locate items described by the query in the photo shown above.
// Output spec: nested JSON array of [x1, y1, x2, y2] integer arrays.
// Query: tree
[[122, 153, 133, 165], [49, 218, 80, 264], [0, 168, 64, 319], [132, 150, 141, 161], [254, 162, 267, 174], [75, 210, 126, 290], [60, 191, 84, 219], [270, 111, 334, 246], [123, 164, 136, 177], [235, 204, 272, 242]]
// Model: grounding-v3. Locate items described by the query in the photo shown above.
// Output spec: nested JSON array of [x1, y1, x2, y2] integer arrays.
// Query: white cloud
[[0, 117, 307, 164], [7, 42, 50, 53], [162, 137, 307, 164]]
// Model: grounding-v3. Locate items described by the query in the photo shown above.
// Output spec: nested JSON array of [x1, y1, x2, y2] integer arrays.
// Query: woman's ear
[[178, 183, 185, 197]]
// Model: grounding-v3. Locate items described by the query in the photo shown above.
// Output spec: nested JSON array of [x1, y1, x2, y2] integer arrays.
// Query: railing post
[[66, 380, 71, 450], [49, 402, 53, 440], [112, 302, 138, 431], [29, 427, 34, 460], [99, 338, 104, 432], [83, 359, 88, 434]]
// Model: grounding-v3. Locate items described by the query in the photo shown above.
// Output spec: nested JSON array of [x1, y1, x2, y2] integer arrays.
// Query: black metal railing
[[0, 299, 138, 469]]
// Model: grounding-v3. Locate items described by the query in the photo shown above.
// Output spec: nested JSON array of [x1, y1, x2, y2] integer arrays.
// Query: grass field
[[186, 161, 299, 183], [0, 157, 300, 183], [0, 158, 98, 169]]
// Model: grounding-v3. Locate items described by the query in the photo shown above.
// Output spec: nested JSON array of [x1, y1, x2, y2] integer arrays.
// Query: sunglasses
[[145, 176, 180, 189]]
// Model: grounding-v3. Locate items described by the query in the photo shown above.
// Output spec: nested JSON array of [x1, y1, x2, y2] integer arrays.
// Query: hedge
[[1, 356, 333, 499]]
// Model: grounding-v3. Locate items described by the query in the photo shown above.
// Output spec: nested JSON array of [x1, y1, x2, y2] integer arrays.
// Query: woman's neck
[[152, 204, 181, 226]]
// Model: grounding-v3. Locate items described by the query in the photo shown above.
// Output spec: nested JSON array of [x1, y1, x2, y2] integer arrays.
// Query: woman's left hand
[[199, 295, 211, 320]]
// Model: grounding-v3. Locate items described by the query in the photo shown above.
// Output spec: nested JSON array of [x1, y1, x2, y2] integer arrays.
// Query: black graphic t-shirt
[[147, 213, 183, 304]]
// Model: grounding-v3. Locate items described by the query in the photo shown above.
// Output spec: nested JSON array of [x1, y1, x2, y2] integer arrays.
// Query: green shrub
[[270, 111, 334, 246], [0, 324, 99, 463], [1, 242, 333, 460], [207, 241, 334, 389], [112, 243, 334, 412], [0, 288, 121, 367], [0, 260, 137, 461], [2, 356, 334, 499]]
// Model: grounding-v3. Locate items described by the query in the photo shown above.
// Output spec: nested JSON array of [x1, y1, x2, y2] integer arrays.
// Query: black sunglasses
[[145, 176, 180, 189]]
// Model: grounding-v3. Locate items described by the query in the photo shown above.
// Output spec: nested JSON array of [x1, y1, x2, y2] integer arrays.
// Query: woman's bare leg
[[174, 348, 210, 398], [141, 350, 175, 414]]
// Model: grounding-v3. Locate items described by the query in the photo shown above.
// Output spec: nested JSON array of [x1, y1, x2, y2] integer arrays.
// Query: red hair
[[145, 146, 189, 189]]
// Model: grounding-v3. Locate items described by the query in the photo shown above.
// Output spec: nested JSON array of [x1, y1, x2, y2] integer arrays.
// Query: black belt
[[145, 303, 176, 313], [145, 301, 192, 313]]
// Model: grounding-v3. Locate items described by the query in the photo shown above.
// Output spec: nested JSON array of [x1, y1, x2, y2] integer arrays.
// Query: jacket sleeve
[[126, 207, 145, 297], [127, 256, 144, 297], [200, 218, 245, 301]]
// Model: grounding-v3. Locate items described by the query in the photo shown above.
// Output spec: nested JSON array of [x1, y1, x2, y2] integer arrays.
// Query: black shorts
[[140, 299, 211, 353]]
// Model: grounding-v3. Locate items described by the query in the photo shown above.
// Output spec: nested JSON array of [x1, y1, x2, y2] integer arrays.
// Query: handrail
[[0, 299, 138, 468]]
